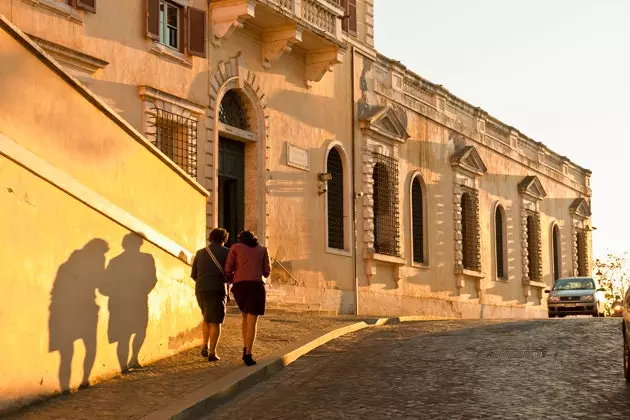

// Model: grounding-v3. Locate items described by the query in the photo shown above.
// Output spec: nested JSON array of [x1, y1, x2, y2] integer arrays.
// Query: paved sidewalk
[[6, 313, 359, 420]]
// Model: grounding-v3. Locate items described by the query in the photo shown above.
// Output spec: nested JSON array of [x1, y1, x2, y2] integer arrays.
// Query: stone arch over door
[[207, 53, 270, 244]]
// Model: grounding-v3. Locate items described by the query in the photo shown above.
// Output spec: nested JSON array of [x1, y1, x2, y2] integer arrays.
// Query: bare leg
[[208, 323, 222, 355], [241, 312, 247, 352], [245, 314, 259, 354], [202, 322, 210, 350]]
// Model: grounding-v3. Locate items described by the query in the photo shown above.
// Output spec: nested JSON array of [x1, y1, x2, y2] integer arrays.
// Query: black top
[[191, 243, 229, 294]]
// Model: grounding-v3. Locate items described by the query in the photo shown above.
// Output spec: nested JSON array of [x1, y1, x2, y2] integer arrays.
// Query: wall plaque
[[286, 143, 310, 171]]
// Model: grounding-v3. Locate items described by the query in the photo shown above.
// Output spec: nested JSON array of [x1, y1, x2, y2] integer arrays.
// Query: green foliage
[[593, 252, 629, 315]]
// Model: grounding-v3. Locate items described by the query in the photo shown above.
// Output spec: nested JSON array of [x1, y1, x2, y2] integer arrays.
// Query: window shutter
[[348, 0, 357, 35], [340, 0, 348, 32], [146, 0, 160, 41], [186, 7, 206, 57], [76, 0, 96, 13]]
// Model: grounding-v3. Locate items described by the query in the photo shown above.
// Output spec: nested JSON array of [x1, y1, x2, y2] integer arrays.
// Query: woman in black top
[[191, 228, 230, 361]]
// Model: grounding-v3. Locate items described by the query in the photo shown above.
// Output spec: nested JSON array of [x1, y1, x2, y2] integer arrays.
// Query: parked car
[[545, 277, 606, 318]]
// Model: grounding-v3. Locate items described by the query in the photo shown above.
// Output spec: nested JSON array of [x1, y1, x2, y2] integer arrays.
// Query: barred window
[[495, 205, 506, 279], [372, 154, 400, 257], [154, 109, 197, 177], [327, 148, 344, 250], [552, 224, 561, 281], [577, 230, 588, 276], [411, 177, 424, 263], [526, 214, 541, 281], [219, 90, 249, 130], [461, 191, 480, 271]]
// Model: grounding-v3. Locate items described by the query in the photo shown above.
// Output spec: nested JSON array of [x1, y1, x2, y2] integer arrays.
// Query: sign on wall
[[286, 143, 310, 171]]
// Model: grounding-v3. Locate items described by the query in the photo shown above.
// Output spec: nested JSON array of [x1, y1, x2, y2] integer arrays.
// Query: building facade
[[1, 0, 592, 321]]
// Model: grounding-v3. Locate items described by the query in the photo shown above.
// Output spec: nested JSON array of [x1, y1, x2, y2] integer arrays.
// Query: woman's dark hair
[[209, 228, 229, 244], [237, 230, 259, 247]]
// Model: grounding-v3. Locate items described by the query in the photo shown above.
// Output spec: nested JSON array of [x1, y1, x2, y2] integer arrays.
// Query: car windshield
[[554, 279, 595, 290]]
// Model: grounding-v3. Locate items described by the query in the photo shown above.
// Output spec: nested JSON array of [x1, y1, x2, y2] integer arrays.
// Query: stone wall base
[[273, 285, 548, 319]]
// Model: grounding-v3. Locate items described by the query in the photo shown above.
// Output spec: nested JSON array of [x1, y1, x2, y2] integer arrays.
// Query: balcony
[[210, 0, 346, 85]]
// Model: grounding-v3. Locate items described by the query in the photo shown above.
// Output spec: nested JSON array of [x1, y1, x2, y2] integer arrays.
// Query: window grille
[[461, 192, 478, 270], [219, 90, 249, 130], [553, 226, 560, 281], [577, 230, 588, 276], [153, 109, 197, 178], [526, 214, 541, 281], [495, 206, 505, 278], [411, 177, 424, 263], [327, 148, 345, 250], [372, 152, 400, 257]]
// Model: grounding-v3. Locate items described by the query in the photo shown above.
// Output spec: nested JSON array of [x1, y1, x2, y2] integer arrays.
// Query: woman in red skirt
[[225, 230, 271, 366]]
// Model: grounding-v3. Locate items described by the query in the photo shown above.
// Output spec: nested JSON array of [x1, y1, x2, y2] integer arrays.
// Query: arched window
[[219, 90, 249, 130], [495, 205, 507, 279], [577, 230, 588, 276], [461, 192, 478, 270], [552, 224, 561, 281], [411, 176, 425, 264], [327, 148, 344, 250], [526, 214, 541, 281]]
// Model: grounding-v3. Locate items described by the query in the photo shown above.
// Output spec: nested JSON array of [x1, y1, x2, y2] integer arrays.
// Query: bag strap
[[205, 244, 227, 282]]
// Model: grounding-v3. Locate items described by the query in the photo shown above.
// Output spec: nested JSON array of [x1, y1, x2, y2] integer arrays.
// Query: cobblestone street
[[209, 318, 629, 419]]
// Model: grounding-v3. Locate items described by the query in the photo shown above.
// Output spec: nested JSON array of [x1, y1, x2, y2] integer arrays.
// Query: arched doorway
[[217, 90, 249, 246], [208, 56, 269, 245]]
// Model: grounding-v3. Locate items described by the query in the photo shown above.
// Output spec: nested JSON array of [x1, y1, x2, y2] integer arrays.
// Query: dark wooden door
[[218, 137, 245, 247]]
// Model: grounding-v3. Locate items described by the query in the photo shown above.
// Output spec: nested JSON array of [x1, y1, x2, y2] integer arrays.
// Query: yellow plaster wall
[[0, 21, 206, 412]]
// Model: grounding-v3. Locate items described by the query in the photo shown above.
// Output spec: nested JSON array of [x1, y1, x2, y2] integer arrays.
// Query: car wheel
[[624, 333, 630, 382]]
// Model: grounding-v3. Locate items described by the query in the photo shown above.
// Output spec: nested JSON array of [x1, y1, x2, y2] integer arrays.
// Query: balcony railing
[[269, 0, 343, 39]]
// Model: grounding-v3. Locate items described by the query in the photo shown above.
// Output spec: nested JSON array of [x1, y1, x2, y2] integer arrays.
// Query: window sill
[[524, 280, 547, 288], [411, 262, 430, 270], [495, 277, 509, 282], [23, 0, 83, 23], [149, 42, 192, 68], [458, 268, 485, 279], [365, 250, 405, 266], [326, 247, 352, 258]]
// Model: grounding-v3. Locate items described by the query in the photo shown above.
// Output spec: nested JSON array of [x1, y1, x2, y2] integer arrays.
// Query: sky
[[374, 0, 629, 258]]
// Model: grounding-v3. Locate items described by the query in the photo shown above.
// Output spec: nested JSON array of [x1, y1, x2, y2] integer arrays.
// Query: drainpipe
[[350, 45, 359, 316]]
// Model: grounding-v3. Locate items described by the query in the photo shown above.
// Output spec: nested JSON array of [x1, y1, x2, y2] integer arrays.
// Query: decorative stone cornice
[[305, 49, 344, 87], [358, 105, 409, 144], [29, 34, 108, 75], [569, 198, 592, 220], [210, 0, 256, 42], [262, 26, 303, 69], [450, 146, 487, 177], [518, 176, 547, 201]]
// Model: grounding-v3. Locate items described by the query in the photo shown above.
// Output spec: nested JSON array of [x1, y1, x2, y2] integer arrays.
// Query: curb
[[143, 316, 451, 420]]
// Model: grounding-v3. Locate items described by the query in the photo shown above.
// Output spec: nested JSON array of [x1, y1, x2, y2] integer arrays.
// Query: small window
[[159, 0, 180, 50], [327, 148, 345, 250], [411, 177, 424, 264], [219, 90, 249, 130], [154, 109, 197, 177], [495, 205, 506, 279]]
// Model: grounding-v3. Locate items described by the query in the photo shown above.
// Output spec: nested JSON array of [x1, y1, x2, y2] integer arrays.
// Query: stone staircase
[[227, 286, 338, 316]]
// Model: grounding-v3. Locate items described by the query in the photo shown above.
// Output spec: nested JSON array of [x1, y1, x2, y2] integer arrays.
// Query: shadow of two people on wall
[[48, 232, 157, 392]]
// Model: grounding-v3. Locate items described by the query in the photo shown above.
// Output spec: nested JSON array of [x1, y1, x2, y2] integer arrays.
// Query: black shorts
[[231, 281, 266, 316], [196, 291, 227, 324]]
